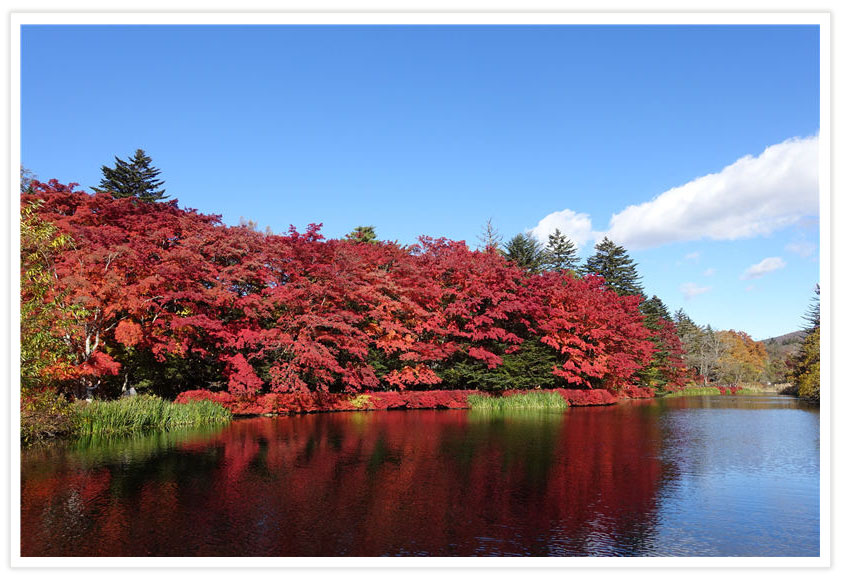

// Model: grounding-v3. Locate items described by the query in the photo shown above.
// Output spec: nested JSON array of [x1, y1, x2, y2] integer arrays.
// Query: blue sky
[[20, 25, 820, 339]]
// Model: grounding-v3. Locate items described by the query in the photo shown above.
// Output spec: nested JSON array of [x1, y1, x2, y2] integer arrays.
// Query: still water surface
[[20, 395, 819, 557]]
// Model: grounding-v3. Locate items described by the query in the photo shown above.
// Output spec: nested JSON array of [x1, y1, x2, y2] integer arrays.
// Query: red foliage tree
[[25, 180, 665, 401], [527, 272, 656, 392], [23, 181, 245, 396]]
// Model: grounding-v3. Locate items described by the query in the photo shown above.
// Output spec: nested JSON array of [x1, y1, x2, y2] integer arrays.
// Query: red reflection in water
[[21, 405, 665, 556]]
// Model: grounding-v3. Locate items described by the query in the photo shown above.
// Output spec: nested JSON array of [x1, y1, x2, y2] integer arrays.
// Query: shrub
[[20, 389, 79, 445], [548, 389, 618, 406], [619, 386, 655, 399], [346, 394, 370, 410]]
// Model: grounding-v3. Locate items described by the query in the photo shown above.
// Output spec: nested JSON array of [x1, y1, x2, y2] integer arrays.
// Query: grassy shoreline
[[24, 383, 789, 445], [467, 391, 568, 411], [662, 387, 724, 397], [22, 393, 231, 445], [76, 395, 231, 437], [662, 385, 774, 398]]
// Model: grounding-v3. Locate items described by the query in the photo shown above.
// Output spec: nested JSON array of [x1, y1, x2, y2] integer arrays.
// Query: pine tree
[[637, 295, 685, 390], [544, 228, 579, 272], [674, 309, 700, 346], [582, 237, 644, 296], [93, 149, 167, 202], [346, 225, 378, 243], [477, 218, 502, 253], [791, 285, 820, 401], [641, 295, 671, 326], [503, 233, 546, 274], [802, 284, 820, 333], [20, 166, 36, 194]]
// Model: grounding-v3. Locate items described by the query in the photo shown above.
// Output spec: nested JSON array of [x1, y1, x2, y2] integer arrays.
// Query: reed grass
[[663, 387, 723, 398], [75, 394, 231, 436], [467, 391, 568, 411]]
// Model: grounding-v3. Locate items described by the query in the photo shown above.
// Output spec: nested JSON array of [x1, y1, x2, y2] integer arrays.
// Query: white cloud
[[703, 268, 716, 276], [528, 209, 594, 249], [604, 135, 819, 250], [680, 282, 712, 300], [684, 251, 701, 262], [741, 257, 786, 280], [785, 240, 817, 258]]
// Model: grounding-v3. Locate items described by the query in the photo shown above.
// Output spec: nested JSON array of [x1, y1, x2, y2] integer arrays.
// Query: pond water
[[20, 395, 820, 557]]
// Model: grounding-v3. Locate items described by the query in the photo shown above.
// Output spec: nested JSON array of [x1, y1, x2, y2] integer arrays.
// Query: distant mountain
[[762, 330, 806, 359]]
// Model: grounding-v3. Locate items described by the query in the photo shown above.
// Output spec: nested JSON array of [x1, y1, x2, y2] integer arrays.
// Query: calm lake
[[20, 395, 819, 557]]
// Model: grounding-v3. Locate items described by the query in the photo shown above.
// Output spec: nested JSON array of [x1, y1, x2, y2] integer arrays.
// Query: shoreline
[[22, 387, 796, 446], [175, 385, 786, 418]]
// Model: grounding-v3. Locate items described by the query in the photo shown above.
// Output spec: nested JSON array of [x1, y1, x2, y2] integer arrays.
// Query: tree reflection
[[22, 406, 669, 556]]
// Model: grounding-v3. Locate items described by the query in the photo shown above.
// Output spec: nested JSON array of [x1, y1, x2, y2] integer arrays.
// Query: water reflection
[[20, 396, 819, 557]]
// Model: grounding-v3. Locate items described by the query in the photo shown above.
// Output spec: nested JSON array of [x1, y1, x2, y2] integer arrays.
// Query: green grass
[[663, 387, 722, 398], [75, 394, 231, 437], [467, 391, 568, 411]]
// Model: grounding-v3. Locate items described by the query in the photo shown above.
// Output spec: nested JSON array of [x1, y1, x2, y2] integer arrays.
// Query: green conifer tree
[[93, 149, 167, 202], [641, 295, 671, 326], [20, 166, 36, 194], [503, 233, 546, 274], [791, 285, 820, 401], [345, 225, 378, 243], [544, 228, 579, 272], [477, 218, 503, 254], [582, 237, 644, 296], [637, 295, 674, 389]]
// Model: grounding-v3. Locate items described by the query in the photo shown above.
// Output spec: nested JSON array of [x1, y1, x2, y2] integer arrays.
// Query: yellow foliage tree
[[716, 330, 767, 386]]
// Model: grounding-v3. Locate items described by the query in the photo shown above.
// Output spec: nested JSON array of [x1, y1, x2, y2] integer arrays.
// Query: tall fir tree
[[503, 232, 546, 274], [790, 285, 820, 401], [802, 284, 820, 332], [20, 166, 36, 194], [544, 228, 579, 272], [93, 149, 167, 202], [641, 295, 671, 326], [636, 295, 684, 390], [673, 309, 701, 348], [345, 225, 378, 243], [477, 218, 503, 253], [582, 237, 644, 296]]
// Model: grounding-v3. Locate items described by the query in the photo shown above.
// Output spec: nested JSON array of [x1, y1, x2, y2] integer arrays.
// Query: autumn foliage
[[22, 181, 682, 405], [716, 330, 768, 385]]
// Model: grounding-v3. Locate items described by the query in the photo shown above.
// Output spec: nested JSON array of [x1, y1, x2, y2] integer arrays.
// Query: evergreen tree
[[544, 228, 579, 272], [93, 149, 167, 202], [582, 237, 644, 296], [346, 225, 378, 243], [791, 285, 820, 401], [802, 284, 820, 332], [673, 309, 723, 385], [641, 295, 671, 326], [674, 309, 701, 352], [477, 218, 502, 253], [503, 232, 546, 274], [636, 296, 681, 390], [20, 166, 36, 194]]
